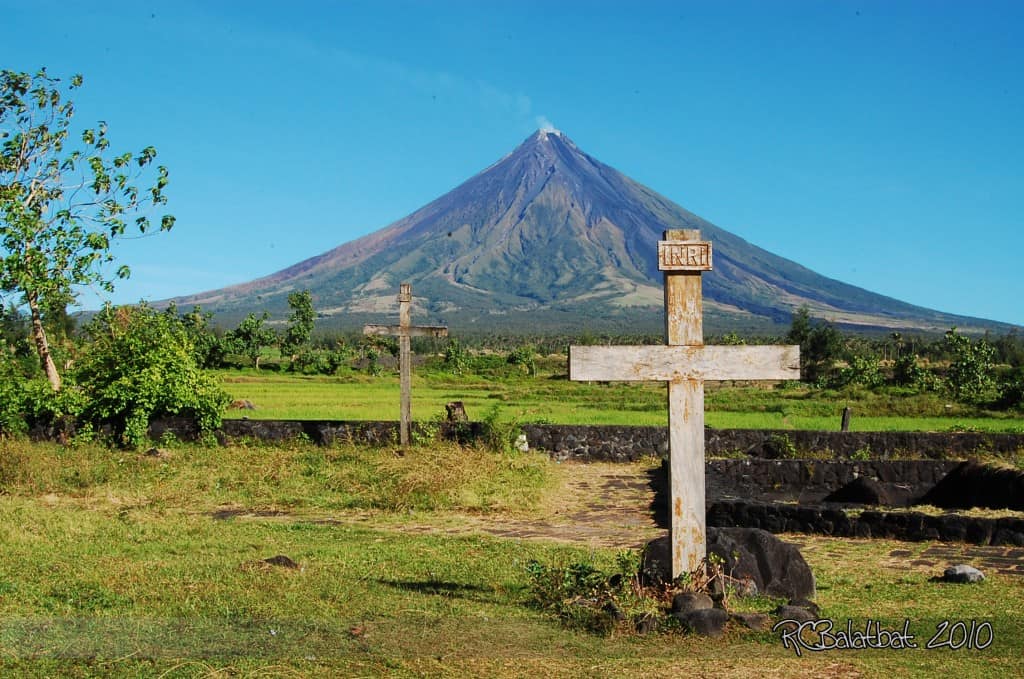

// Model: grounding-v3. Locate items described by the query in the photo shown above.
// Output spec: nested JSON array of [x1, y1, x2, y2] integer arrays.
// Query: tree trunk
[[26, 291, 62, 391]]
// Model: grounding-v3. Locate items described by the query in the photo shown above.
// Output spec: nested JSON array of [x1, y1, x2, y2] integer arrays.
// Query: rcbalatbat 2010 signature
[[773, 618, 994, 656]]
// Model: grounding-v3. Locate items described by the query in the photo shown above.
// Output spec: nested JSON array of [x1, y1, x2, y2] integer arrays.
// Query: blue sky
[[4, 0, 1023, 326]]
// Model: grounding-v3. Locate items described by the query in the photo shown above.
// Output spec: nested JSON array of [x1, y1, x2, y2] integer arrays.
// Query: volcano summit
[[168, 130, 1000, 334]]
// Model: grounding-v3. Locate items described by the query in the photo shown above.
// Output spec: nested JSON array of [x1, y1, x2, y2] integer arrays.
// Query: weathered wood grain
[[362, 324, 449, 338], [569, 345, 801, 382]]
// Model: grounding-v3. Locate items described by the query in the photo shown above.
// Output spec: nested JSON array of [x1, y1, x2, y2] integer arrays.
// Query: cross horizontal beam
[[569, 344, 800, 383], [362, 324, 449, 338]]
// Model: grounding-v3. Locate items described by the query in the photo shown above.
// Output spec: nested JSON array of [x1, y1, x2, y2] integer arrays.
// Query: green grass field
[[0, 439, 1021, 677], [218, 368, 1024, 433]]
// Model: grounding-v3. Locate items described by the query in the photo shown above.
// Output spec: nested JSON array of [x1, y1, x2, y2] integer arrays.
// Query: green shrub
[[74, 304, 230, 447], [996, 368, 1024, 411], [290, 347, 350, 375], [830, 354, 884, 389], [943, 328, 997, 404], [442, 338, 468, 375], [0, 348, 28, 435]]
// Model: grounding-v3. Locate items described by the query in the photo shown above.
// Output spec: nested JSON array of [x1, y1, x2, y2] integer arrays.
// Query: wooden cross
[[363, 283, 448, 446], [569, 229, 800, 579]]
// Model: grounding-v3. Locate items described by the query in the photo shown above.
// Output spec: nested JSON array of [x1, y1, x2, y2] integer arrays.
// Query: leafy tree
[[1, 68, 173, 390], [943, 328, 996, 404], [281, 289, 315, 359], [175, 304, 225, 369], [0, 302, 28, 350], [892, 352, 929, 388], [993, 330, 1024, 368], [225, 312, 277, 369], [507, 344, 537, 376], [786, 306, 813, 346], [0, 344, 29, 435], [786, 306, 843, 383], [996, 367, 1024, 411], [442, 338, 469, 375]]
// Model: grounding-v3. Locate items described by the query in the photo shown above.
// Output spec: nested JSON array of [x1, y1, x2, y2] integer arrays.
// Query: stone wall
[[138, 418, 1024, 461], [147, 417, 483, 447], [707, 500, 1024, 546], [705, 459, 960, 502], [521, 424, 1024, 461]]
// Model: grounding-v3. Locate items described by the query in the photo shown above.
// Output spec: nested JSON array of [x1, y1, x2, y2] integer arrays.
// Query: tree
[[943, 327, 996, 404], [280, 289, 315, 359], [1, 68, 173, 390], [786, 306, 843, 383], [173, 304, 225, 369], [226, 312, 277, 369]]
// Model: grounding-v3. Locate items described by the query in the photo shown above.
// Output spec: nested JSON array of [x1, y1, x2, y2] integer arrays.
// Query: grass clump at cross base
[[525, 549, 770, 637]]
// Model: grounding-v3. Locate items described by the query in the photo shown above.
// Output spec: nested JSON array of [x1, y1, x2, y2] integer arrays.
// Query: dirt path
[[400, 461, 665, 549]]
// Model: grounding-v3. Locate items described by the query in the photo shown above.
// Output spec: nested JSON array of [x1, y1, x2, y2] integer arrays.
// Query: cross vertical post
[[665, 228, 707, 576], [398, 283, 413, 446], [363, 283, 448, 447]]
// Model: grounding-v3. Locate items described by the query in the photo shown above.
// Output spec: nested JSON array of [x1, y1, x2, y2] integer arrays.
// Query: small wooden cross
[[569, 229, 800, 579], [363, 283, 448, 446]]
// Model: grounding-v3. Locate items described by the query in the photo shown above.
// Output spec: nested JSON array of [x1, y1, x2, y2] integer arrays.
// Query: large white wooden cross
[[569, 229, 800, 578], [364, 283, 448, 446]]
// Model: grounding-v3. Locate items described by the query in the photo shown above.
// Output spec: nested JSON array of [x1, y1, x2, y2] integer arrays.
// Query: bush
[[442, 338, 468, 375], [0, 348, 28, 435], [996, 368, 1024, 411], [829, 354, 884, 389], [892, 353, 929, 388], [290, 347, 350, 375], [74, 304, 230, 447], [943, 328, 997, 404]]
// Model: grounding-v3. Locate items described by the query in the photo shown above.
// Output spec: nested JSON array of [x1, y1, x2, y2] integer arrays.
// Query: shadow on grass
[[374, 579, 507, 605]]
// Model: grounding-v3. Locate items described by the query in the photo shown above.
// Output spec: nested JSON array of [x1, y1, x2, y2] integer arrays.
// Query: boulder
[[730, 611, 770, 631], [671, 592, 713, 615], [641, 528, 816, 601], [823, 476, 913, 507], [676, 607, 729, 637], [917, 461, 1024, 511]]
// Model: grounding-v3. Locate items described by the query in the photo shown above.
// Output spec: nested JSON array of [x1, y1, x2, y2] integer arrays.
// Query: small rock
[[144, 447, 170, 459], [730, 612, 770, 631], [938, 564, 985, 584], [672, 592, 713, 615], [786, 598, 821, 616], [263, 554, 301, 569], [773, 604, 817, 622], [677, 607, 729, 637]]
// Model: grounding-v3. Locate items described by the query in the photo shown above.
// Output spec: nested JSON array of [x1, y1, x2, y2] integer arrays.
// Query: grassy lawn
[[1, 439, 1022, 677], [218, 369, 1024, 433]]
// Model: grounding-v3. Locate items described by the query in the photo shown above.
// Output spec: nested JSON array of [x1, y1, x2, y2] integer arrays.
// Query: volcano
[[168, 130, 1001, 334]]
